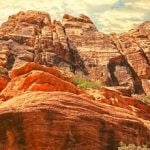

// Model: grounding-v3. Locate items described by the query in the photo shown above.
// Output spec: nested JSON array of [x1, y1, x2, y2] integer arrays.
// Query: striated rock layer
[[0, 62, 149, 149], [0, 62, 81, 100], [0, 91, 149, 150], [0, 11, 149, 95], [0, 11, 149, 149]]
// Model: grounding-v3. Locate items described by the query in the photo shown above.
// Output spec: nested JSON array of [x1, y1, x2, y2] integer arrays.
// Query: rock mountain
[[0, 11, 149, 150], [0, 11, 150, 95]]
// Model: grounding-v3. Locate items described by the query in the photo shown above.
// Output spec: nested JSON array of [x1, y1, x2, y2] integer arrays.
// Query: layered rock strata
[[0, 10, 149, 95]]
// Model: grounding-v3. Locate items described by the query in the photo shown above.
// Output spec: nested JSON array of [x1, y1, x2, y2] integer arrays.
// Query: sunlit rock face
[[0, 62, 81, 101], [0, 91, 149, 150], [0, 10, 149, 150], [0, 10, 149, 95], [0, 11, 149, 95], [0, 61, 149, 149], [0, 11, 87, 78]]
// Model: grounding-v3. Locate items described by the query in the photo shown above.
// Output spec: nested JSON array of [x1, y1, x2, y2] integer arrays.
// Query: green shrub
[[72, 76, 104, 89], [118, 142, 149, 150]]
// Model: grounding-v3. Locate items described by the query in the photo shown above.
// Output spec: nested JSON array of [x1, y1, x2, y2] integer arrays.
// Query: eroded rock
[[0, 11, 149, 95], [0, 62, 81, 100], [0, 91, 149, 149]]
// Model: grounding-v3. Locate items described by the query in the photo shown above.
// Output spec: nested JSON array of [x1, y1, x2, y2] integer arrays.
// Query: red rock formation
[[62, 13, 120, 81], [0, 11, 149, 95], [0, 43, 10, 91], [0, 10, 150, 150], [99, 87, 150, 113], [0, 11, 149, 149], [0, 91, 149, 150], [0, 76, 9, 91], [0, 61, 149, 149], [9, 62, 70, 80], [0, 62, 81, 100], [110, 32, 150, 94], [0, 10, 87, 77]]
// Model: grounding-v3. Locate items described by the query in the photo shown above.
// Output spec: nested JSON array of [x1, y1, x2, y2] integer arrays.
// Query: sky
[[0, 0, 149, 33]]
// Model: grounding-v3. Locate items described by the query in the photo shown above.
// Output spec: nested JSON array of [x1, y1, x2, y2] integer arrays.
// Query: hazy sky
[[0, 0, 149, 33]]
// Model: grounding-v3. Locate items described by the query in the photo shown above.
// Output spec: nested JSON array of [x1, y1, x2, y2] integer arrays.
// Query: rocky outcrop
[[0, 76, 9, 92], [62, 14, 120, 80], [0, 62, 149, 149], [0, 10, 149, 96], [62, 14, 150, 95], [0, 62, 81, 100], [0, 43, 10, 91], [99, 87, 150, 112], [110, 32, 150, 94], [0, 91, 149, 150], [0, 11, 87, 76], [0, 10, 149, 150], [0, 11, 150, 95]]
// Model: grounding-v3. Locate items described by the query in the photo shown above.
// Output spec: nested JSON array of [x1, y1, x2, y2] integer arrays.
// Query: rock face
[[0, 11, 149, 95], [0, 11, 149, 149], [0, 76, 9, 92], [0, 91, 149, 150], [0, 62, 81, 100], [0, 62, 149, 149], [0, 11, 87, 76]]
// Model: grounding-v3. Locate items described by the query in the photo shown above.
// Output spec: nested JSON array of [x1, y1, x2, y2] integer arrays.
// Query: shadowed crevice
[[6, 53, 15, 70], [0, 113, 26, 150], [63, 26, 89, 75]]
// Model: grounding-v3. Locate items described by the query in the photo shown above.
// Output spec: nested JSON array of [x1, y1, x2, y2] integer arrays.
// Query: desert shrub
[[72, 76, 104, 89], [118, 141, 149, 150]]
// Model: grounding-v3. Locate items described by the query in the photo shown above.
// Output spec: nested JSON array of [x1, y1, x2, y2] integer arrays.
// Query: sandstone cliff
[[0, 62, 150, 150], [0, 11, 149, 95], [0, 11, 150, 150]]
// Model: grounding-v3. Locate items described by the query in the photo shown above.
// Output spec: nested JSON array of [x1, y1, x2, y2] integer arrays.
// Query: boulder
[[0, 91, 149, 150], [0, 62, 81, 100]]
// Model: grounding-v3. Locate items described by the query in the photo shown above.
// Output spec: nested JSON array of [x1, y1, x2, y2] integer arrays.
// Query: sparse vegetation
[[72, 76, 104, 89], [118, 142, 149, 150]]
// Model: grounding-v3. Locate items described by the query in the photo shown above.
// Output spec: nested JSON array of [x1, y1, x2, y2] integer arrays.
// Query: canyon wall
[[0, 11, 149, 95], [0, 62, 149, 149], [0, 11, 149, 149]]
